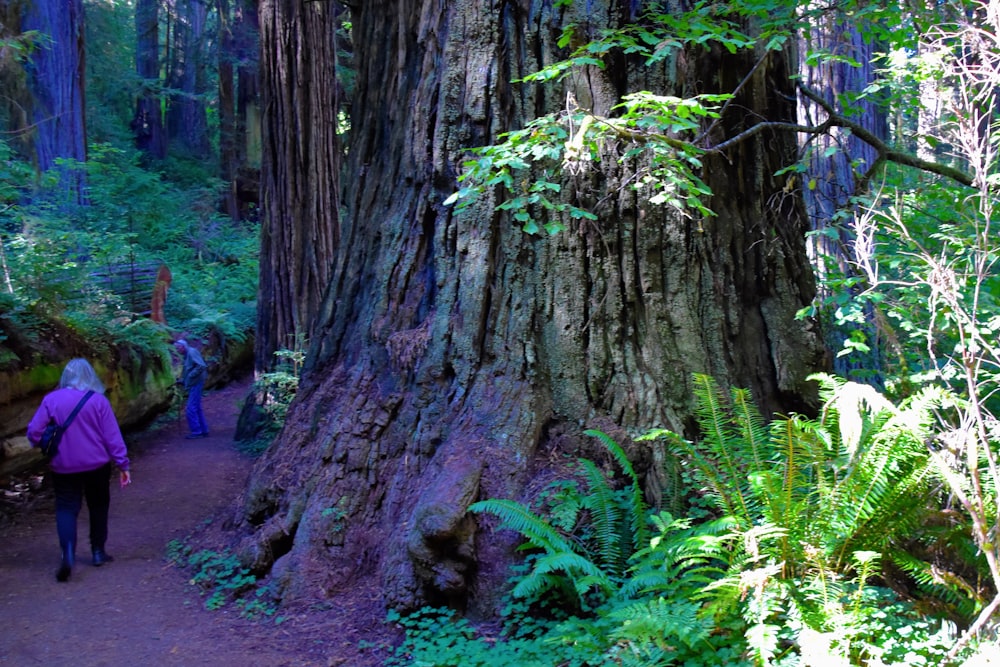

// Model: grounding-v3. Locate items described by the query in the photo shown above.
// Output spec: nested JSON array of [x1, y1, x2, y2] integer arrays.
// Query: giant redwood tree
[[229, 0, 827, 614]]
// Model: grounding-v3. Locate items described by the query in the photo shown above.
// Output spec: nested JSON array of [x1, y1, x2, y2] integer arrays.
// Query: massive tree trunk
[[133, 0, 166, 159], [21, 0, 87, 199], [230, 0, 827, 615], [234, 0, 341, 440]]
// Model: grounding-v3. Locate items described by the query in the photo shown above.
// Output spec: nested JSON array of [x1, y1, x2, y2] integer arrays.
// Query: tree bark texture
[[231, 0, 827, 614], [133, 0, 166, 159], [21, 0, 87, 199], [252, 0, 340, 373]]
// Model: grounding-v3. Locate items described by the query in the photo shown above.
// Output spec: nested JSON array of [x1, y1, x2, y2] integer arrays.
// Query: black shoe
[[56, 546, 74, 582], [184, 432, 206, 439], [92, 549, 114, 567]]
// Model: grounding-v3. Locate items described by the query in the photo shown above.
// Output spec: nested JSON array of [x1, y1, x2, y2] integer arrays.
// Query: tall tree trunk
[[251, 0, 340, 372], [234, 0, 260, 216], [133, 0, 166, 160], [0, 9, 31, 155], [230, 0, 826, 615], [217, 0, 238, 219], [166, 0, 210, 158], [21, 0, 87, 200], [234, 0, 260, 166]]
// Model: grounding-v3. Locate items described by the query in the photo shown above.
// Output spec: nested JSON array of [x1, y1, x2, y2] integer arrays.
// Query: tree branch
[[797, 83, 974, 187], [581, 82, 975, 190]]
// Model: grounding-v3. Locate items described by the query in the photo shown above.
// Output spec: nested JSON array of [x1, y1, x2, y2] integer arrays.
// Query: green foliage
[[1, 139, 257, 357], [167, 539, 279, 620], [432, 378, 987, 666], [240, 344, 306, 455], [186, 549, 256, 610], [466, 432, 753, 665], [643, 374, 939, 577], [84, 0, 141, 148], [442, 0, 926, 234], [386, 606, 580, 667], [470, 430, 650, 608]]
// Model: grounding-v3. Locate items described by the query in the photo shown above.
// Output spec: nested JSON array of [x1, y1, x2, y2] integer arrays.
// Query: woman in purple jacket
[[27, 359, 132, 582]]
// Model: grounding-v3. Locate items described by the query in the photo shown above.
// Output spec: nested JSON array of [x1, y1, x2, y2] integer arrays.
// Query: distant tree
[[217, 0, 237, 217], [165, 0, 210, 158], [799, 13, 887, 382], [250, 0, 341, 380], [234, 0, 260, 211], [133, 0, 166, 159], [20, 0, 87, 199], [0, 9, 33, 154], [216, 0, 259, 220]]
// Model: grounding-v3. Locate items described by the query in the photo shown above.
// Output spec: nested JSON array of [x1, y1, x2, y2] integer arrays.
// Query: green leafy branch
[[445, 0, 976, 237]]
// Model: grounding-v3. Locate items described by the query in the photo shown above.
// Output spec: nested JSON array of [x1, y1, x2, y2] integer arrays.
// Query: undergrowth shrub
[[388, 379, 991, 666], [166, 539, 281, 622]]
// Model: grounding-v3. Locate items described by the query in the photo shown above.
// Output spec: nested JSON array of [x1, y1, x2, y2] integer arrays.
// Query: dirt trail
[[0, 381, 390, 667]]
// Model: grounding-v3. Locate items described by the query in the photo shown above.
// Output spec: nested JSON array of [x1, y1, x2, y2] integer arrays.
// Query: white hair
[[59, 358, 106, 394]]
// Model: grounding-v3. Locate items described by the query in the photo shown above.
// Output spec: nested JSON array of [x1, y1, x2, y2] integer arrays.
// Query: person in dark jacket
[[175, 339, 209, 439], [27, 358, 132, 582]]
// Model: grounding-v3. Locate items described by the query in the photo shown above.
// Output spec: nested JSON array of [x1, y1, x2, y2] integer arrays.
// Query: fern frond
[[731, 386, 770, 475], [469, 499, 574, 554], [888, 548, 982, 620], [692, 374, 756, 526], [607, 597, 712, 649], [512, 551, 613, 601], [623, 514, 736, 599], [811, 372, 894, 457], [578, 458, 625, 576], [584, 429, 649, 550]]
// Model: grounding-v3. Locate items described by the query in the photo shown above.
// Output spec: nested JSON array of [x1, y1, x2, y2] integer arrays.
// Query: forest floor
[[0, 379, 395, 666]]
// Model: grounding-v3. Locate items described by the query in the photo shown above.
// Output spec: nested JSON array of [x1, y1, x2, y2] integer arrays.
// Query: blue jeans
[[53, 464, 112, 555], [186, 380, 208, 435]]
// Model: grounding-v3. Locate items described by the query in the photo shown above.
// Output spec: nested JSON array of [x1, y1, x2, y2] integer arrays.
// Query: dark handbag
[[38, 391, 94, 459]]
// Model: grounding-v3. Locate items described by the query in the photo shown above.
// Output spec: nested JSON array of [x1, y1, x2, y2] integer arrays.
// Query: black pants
[[52, 464, 112, 556]]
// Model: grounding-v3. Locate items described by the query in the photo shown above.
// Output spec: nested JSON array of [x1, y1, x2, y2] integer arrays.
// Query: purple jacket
[[27, 388, 130, 474]]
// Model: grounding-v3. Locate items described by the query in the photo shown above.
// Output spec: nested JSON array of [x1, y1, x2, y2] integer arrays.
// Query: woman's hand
[[120, 469, 132, 488]]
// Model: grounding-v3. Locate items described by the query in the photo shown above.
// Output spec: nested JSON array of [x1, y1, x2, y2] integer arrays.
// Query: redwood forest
[[2, 0, 1000, 664]]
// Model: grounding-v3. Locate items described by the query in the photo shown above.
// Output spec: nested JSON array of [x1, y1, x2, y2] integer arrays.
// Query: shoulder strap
[[62, 391, 95, 429]]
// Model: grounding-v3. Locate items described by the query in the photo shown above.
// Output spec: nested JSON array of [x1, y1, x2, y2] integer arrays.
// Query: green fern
[[471, 430, 656, 609], [607, 596, 712, 649], [576, 458, 625, 577], [468, 498, 575, 555], [620, 513, 733, 600], [510, 551, 614, 602], [691, 375, 761, 526], [583, 428, 649, 551], [645, 374, 940, 582]]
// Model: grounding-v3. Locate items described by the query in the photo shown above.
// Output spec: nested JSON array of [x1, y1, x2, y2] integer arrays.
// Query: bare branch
[[798, 83, 975, 187]]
